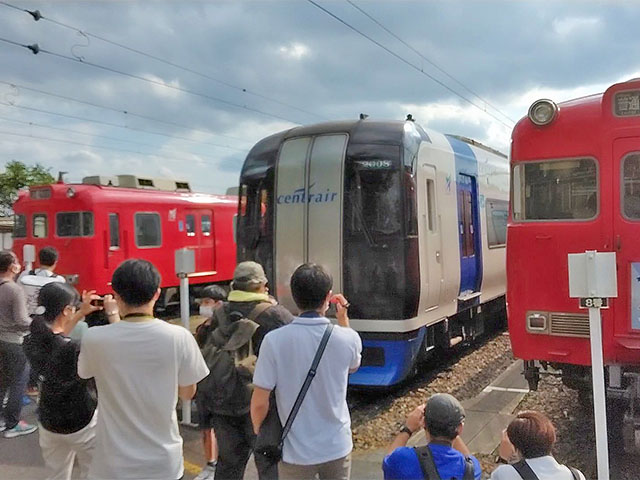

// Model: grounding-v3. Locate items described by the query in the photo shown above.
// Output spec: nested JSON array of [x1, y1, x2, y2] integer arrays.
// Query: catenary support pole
[[589, 307, 610, 480], [179, 273, 192, 425]]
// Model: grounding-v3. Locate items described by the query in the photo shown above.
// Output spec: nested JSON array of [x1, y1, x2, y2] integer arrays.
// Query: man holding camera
[[78, 259, 209, 480], [251, 263, 362, 480]]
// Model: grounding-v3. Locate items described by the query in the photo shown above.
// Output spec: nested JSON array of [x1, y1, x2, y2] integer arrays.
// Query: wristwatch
[[399, 425, 414, 436]]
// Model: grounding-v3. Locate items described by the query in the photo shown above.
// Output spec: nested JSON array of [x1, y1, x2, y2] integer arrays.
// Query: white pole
[[589, 307, 610, 480], [179, 273, 192, 425]]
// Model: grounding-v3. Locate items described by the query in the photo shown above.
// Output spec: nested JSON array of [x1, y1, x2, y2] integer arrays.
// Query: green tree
[[0, 161, 55, 215]]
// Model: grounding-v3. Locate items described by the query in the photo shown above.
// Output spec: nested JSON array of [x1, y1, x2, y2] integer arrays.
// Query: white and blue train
[[236, 119, 509, 386]]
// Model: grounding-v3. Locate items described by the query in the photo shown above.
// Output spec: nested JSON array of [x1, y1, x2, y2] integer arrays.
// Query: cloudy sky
[[1, 0, 639, 193]]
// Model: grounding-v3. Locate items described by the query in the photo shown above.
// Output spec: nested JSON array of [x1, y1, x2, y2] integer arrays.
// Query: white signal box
[[568, 251, 618, 299]]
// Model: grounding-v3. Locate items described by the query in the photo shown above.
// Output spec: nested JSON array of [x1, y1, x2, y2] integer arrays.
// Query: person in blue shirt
[[382, 393, 482, 480]]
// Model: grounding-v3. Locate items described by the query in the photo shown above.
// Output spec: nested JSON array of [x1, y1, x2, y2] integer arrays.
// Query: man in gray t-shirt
[[0, 250, 38, 438]]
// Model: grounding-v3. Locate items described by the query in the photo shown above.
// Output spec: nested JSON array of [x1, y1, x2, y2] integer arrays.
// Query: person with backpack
[[22, 282, 103, 480], [0, 250, 37, 438], [201, 261, 292, 480], [490, 411, 585, 480], [193, 285, 227, 480], [251, 263, 362, 480], [382, 393, 481, 480]]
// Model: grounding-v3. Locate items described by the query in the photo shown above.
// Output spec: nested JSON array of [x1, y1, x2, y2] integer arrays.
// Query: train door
[[421, 164, 443, 309], [107, 212, 125, 271], [274, 134, 347, 312], [199, 211, 215, 272], [184, 209, 203, 270], [614, 138, 640, 338], [457, 174, 481, 295]]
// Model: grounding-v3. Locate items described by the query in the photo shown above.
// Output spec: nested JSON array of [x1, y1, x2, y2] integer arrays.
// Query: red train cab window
[[202, 215, 211, 236], [14, 215, 26, 238], [109, 214, 120, 248], [135, 213, 161, 248], [512, 158, 597, 221], [33, 213, 48, 238], [56, 212, 94, 237]]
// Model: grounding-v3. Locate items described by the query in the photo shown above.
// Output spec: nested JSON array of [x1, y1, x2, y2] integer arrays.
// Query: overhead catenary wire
[[0, 0, 327, 122], [0, 115, 226, 162], [0, 36, 301, 125], [345, 0, 515, 124], [306, 0, 514, 129], [0, 80, 252, 145], [0, 129, 231, 165], [0, 101, 248, 152]]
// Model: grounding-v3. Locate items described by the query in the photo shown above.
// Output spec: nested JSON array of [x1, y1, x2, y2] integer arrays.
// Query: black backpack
[[198, 302, 272, 416], [511, 459, 581, 480], [414, 445, 475, 480]]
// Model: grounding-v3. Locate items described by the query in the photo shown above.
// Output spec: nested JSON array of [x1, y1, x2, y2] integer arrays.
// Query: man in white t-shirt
[[78, 259, 209, 480], [251, 263, 362, 480]]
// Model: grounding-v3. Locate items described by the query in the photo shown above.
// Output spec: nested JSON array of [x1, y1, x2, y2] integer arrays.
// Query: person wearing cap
[[192, 285, 227, 480], [382, 393, 481, 480], [210, 261, 292, 480]]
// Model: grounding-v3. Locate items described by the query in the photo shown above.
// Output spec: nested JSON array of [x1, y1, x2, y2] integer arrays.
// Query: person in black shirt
[[23, 282, 103, 480]]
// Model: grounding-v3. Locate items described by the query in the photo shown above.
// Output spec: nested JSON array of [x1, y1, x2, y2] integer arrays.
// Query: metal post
[[179, 273, 192, 425], [589, 307, 610, 480]]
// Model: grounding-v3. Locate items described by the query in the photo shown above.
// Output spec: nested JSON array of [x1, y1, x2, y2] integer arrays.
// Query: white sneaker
[[194, 463, 216, 480], [3, 421, 37, 438]]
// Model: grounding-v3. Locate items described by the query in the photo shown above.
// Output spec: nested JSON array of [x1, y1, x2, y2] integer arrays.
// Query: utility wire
[[0, 129, 223, 165], [345, 0, 515, 124], [0, 80, 252, 145], [0, 101, 248, 152], [306, 0, 514, 129], [0, 36, 299, 125], [0, 1, 326, 121], [0, 115, 223, 161]]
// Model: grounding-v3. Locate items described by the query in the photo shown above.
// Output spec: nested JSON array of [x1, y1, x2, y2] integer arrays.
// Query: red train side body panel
[[12, 183, 237, 295]]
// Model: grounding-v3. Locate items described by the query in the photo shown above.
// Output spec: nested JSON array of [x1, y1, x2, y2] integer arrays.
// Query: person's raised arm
[[452, 434, 471, 457], [251, 386, 271, 434], [385, 404, 425, 455]]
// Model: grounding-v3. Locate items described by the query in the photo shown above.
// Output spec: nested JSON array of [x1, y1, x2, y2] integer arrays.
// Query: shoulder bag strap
[[247, 302, 272, 321], [279, 323, 334, 446], [511, 460, 539, 480], [462, 456, 475, 480], [567, 466, 581, 480], [412, 445, 441, 480]]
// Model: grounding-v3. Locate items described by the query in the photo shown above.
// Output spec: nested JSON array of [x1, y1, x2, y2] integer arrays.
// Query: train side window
[[109, 214, 120, 248], [486, 199, 508, 247], [14, 214, 26, 238], [426, 179, 436, 232], [57, 212, 93, 237], [186, 214, 196, 237], [622, 153, 640, 219], [135, 213, 161, 247], [513, 158, 597, 221], [33, 214, 48, 238], [201, 215, 211, 236]]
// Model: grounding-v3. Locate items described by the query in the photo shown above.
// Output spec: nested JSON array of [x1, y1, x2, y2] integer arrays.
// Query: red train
[[12, 175, 237, 309], [508, 79, 640, 449]]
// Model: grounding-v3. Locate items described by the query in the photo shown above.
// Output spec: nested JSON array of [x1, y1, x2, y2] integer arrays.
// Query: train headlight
[[528, 99, 558, 126], [527, 312, 548, 333]]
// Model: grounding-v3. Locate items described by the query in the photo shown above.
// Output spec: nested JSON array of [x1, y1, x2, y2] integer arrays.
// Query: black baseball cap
[[197, 285, 227, 301], [425, 393, 465, 428]]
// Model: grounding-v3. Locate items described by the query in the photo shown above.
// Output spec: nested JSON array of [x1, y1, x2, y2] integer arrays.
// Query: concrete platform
[[0, 360, 528, 480]]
